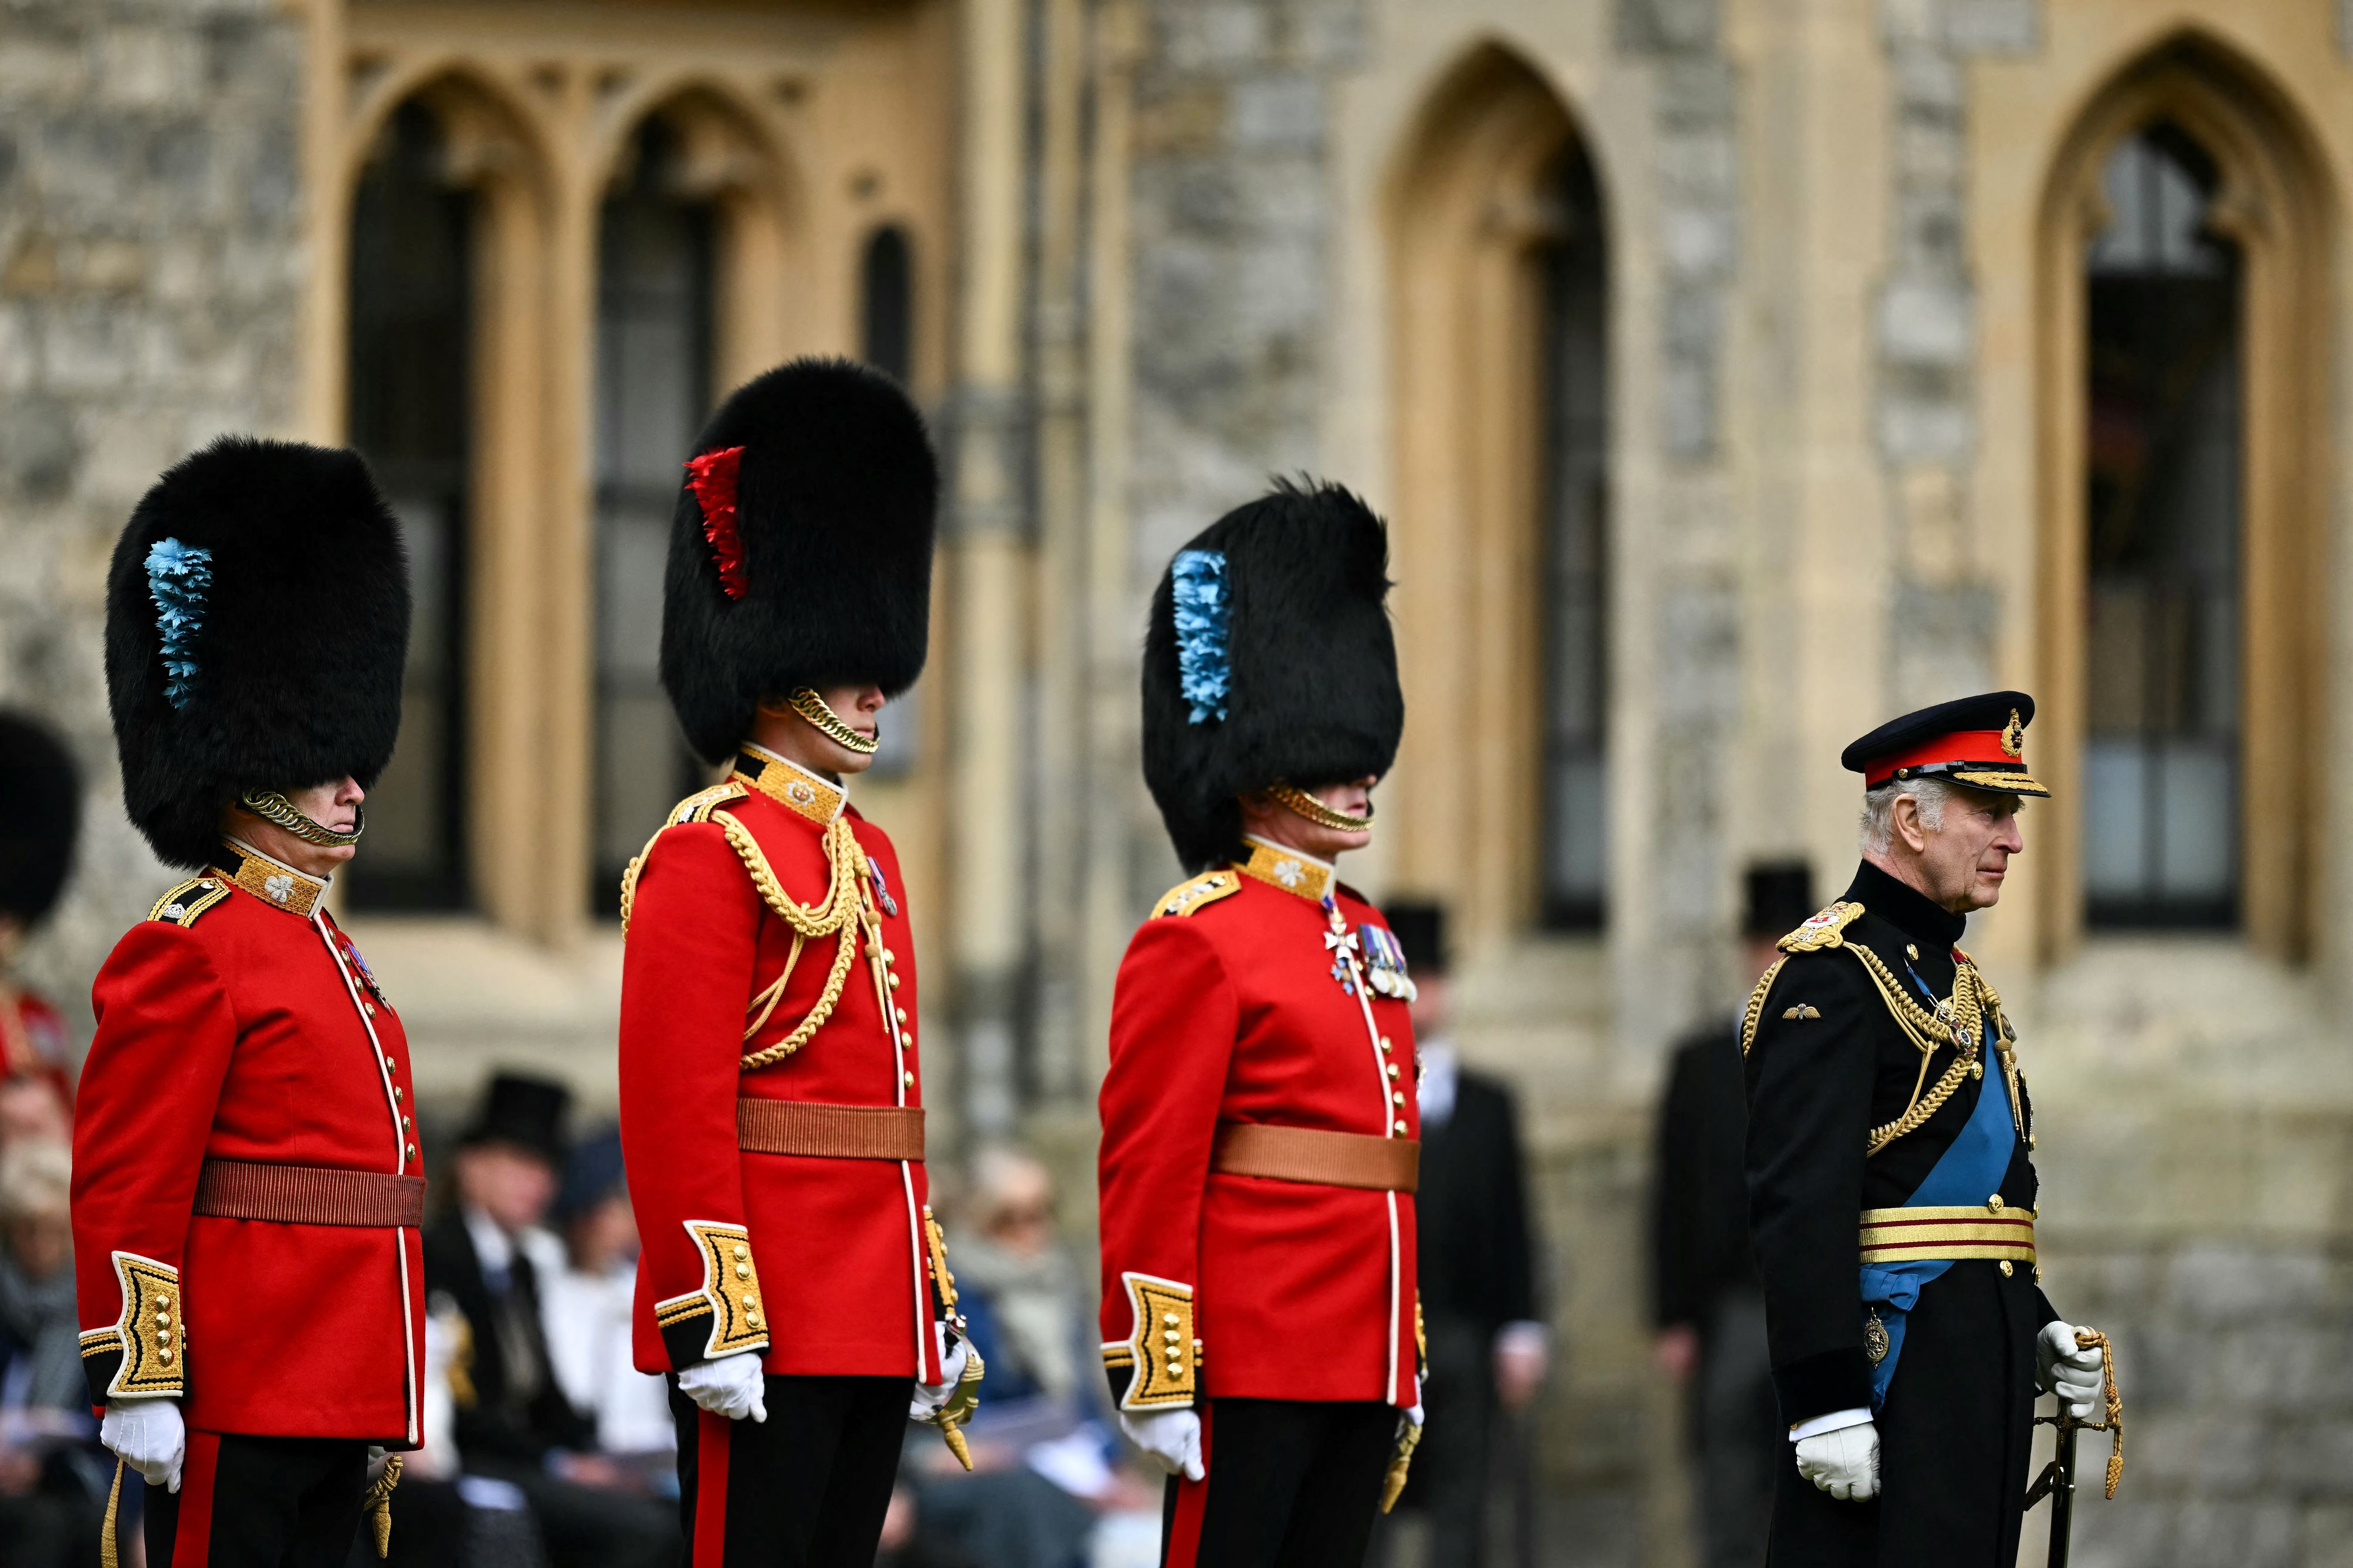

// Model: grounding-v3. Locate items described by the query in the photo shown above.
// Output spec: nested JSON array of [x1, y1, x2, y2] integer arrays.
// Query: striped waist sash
[[1859, 1203, 2035, 1265]]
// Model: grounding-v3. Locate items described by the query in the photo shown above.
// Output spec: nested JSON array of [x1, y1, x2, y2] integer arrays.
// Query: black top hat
[[104, 438, 411, 870], [1383, 902, 1448, 977], [660, 358, 939, 764], [1741, 862, 1815, 938], [0, 713, 81, 928], [1840, 690, 2048, 799], [461, 1073, 573, 1167], [1142, 480, 1405, 871]]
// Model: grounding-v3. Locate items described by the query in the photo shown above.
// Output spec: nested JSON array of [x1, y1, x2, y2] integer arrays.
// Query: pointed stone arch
[[1384, 42, 1609, 943], [2034, 31, 2334, 959], [594, 79, 810, 387], [336, 66, 568, 934]]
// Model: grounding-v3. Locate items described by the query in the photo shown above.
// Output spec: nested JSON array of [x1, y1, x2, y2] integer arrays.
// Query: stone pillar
[[946, 0, 1032, 1140], [1615, 0, 1745, 1049], [0, 0, 311, 1025]]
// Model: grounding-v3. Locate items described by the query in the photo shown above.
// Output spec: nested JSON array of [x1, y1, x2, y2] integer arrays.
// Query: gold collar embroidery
[[1234, 836, 1335, 902], [733, 745, 848, 827], [218, 840, 328, 919]]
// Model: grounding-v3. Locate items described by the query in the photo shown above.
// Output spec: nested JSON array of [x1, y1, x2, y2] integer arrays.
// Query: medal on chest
[[1321, 895, 1362, 996], [1358, 923, 1417, 1002], [339, 932, 391, 1009], [866, 854, 899, 919]]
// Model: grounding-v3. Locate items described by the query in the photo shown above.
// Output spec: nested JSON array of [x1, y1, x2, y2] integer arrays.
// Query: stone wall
[[0, 0, 309, 1023]]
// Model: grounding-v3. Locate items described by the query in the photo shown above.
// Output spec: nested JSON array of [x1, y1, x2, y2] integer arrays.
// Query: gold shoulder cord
[[1738, 957, 1788, 1058], [618, 787, 876, 1070], [1851, 949, 2024, 1156]]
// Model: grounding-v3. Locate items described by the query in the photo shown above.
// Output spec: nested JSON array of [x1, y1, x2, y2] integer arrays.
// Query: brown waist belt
[[737, 1099, 926, 1162], [192, 1158, 426, 1228], [1211, 1123, 1419, 1193]]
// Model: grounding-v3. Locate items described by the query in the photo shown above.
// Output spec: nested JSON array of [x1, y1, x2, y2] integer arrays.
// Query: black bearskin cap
[[105, 438, 411, 871], [660, 359, 939, 764], [0, 712, 81, 927], [1142, 481, 1405, 871]]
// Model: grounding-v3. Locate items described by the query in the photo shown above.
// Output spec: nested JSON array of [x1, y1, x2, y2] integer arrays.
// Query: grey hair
[[1859, 775, 1954, 858]]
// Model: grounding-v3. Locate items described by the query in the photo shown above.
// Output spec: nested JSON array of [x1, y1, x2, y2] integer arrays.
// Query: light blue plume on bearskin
[[144, 537, 213, 712], [1172, 548, 1230, 725]]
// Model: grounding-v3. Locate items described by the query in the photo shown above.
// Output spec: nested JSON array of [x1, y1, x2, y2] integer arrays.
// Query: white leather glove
[[1397, 1403, 1424, 1441], [910, 1331, 971, 1418], [101, 1398, 186, 1492], [1118, 1407, 1205, 1482], [366, 1445, 392, 1484], [676, 1352, 767, 1423], [1794, 1420, 1878, 1501], [2038, 1322, 2105, 1421]]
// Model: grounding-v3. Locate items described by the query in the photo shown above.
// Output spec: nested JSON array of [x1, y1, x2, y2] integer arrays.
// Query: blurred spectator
[[422, 1072, 675, 1568], [913, 1147, 1138, 1568], [1382, 903, 1546, 1568], [543, 1127, 674, 1463], [0, 1139, 110, 1566], [0, 710, 84, 1118], [1648, 863, 1812, 1568]]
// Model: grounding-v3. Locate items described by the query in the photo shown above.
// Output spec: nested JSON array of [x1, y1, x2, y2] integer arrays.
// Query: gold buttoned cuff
[[82, 1252, 184, 1400], [656, 1220, 771, 1361], [1110, 1273, 1200, 1411]]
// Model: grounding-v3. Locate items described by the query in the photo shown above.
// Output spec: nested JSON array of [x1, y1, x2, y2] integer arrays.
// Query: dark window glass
[[344, 101, 472, 911], [593, 120, 716, 915], [2082, 122, 2242, 928], [861, 225, 914, 386], [1539, 145, 1609, 929]]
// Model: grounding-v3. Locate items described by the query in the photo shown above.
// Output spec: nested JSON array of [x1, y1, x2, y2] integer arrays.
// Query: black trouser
[[669, 1373, 907, 1567], [1691, 1291, 1777, 1568], [1767, 1261, 2044, 1568], [1160, 1397, 1395, 1568], [1394, 1315, 1495, 1568], [146, 1432, 366, 1568]]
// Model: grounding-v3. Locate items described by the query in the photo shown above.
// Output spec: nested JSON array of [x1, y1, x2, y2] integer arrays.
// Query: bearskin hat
[[660, 358, 939, 764], [104, 438, 411, 871], [1142, 480, 1405, 871], [0, 712, 81, 927]]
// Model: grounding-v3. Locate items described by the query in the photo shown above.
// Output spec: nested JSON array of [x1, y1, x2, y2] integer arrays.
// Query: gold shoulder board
[[1779, 900, 1864, 953], [671, 779, 750, 826], [1154, 869, 1241, 919], [147, 876, 231, 928]]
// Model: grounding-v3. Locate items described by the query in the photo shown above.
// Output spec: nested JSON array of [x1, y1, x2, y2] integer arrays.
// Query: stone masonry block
[[2171, 1500, 2298, 1568], [1225, 74, 1323, 152], [2281, 1420, 2353, 1498], [1154, 3, 1268, 74], [2305, 1506, 2353, 1567], [96, 26, 205, 111], [2168, 1247, 2332, 1326], [1656, 58, 1735, 128], [1947, 0, 2039, 56], [1617, 0, 1719, 56], [1891, 45, 1964, 121], [1878, 276, 1972, 366]]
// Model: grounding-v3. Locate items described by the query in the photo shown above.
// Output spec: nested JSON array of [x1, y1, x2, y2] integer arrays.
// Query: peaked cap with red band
[[658, 358, 939, 763], [1839, 689, 2049, 798]]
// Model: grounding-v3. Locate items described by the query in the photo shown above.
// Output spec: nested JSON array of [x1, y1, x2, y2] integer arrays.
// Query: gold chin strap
[[1268, 782, 1374, 833], [788, 688, 880, 755], [239, 790, 363, 847]]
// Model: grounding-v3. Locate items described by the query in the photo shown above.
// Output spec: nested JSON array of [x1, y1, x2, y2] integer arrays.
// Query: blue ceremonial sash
[[1858, 1020, 2014, 1410]]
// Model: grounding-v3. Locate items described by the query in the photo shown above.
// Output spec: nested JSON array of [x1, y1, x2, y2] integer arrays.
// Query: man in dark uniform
[[75, 439, 422, 1563], [1650, 863, 1811, 1568], [422, 1072, 675, 1568], [1741, 693, 2107, 1566], [619, 359, 976, 1567], [1099, 481, 1422, 1568], [1381, 902, 1542, 1568]]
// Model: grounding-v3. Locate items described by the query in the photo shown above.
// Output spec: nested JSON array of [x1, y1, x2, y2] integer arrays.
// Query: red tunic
[[1097, 837, 1421, 1409], [71, 845, 425, 1443], [619, 748, 944, 1383]]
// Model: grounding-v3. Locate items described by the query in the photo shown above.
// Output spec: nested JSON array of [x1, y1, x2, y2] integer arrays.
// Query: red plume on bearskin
[[685, 445, 749, 600]]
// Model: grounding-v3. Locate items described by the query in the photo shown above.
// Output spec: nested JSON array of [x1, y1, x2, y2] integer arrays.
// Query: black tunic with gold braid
[[1742, 859, 2059, 1567]]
